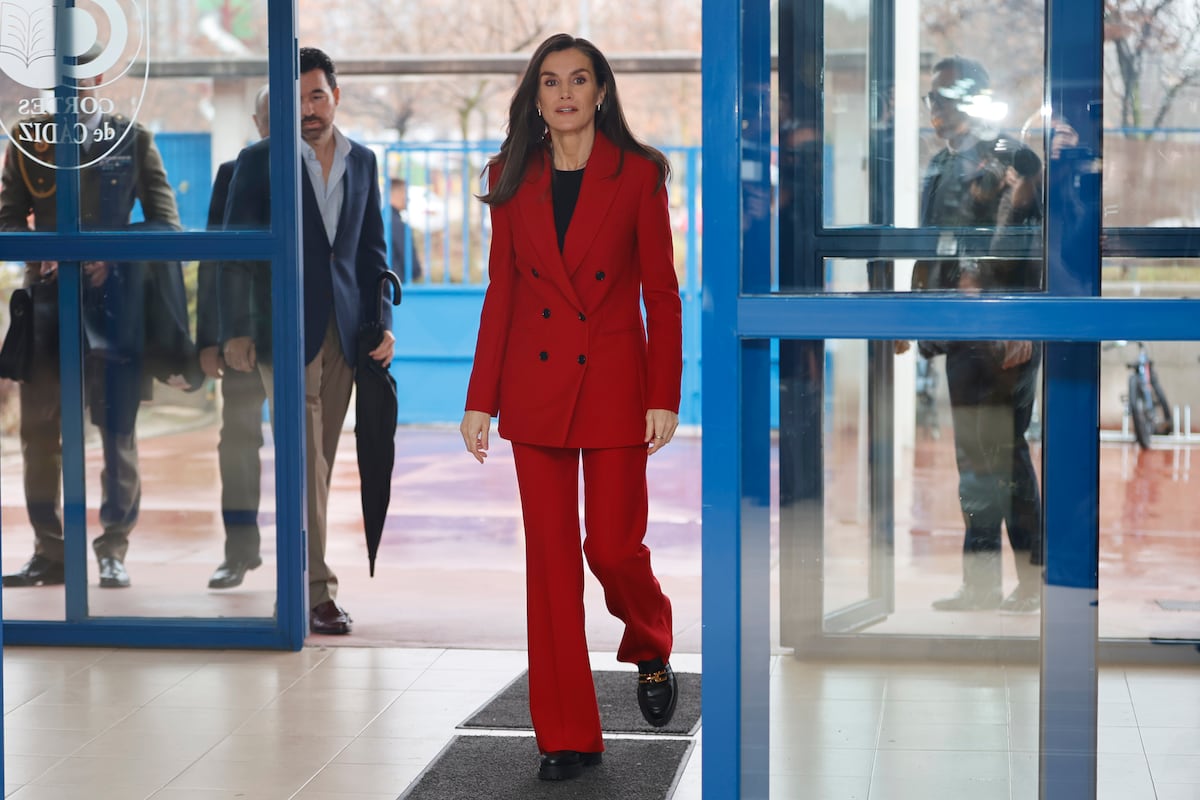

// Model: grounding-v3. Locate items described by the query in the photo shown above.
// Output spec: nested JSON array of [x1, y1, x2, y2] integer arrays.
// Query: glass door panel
[[1098, 337, 1200, 642], [1, 0, 300, 641]]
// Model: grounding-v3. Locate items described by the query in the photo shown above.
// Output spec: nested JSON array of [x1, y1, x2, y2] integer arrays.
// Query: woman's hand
[[460, 410, 492, 464], [645, 409, 679, 456]]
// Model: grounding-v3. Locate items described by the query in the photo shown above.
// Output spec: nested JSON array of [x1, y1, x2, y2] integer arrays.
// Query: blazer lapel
[[562, 133, 620, 276], [514, 152, 584, 312], [332, 147, 358, 248], [300, 169, 329, 245]]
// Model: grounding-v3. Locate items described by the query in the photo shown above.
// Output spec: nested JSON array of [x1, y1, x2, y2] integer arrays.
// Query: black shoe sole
[[1, 574, 65, 587], [98, 577, 131, 588], [538, 761, 583, 781], [537, 752, 601, 781]]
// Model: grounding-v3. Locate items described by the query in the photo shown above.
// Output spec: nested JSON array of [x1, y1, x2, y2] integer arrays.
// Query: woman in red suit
[[460, 33, 682, 782]]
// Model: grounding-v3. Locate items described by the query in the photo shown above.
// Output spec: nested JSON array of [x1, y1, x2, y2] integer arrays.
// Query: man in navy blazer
[[220, 48, 396, 635]]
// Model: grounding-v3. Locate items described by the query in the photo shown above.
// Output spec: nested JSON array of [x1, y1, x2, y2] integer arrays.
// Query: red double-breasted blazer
[[465, 133, 683, 449]]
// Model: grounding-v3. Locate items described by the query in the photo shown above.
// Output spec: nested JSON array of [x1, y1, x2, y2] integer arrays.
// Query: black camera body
[[971, 136, 1042, 195]]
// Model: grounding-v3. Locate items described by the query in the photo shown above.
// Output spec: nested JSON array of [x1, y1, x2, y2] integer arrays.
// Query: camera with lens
[[970, 137, 1042, 197]]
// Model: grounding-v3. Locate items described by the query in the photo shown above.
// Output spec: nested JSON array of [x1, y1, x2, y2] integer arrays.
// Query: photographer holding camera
[[898, 56, 1045, 613]]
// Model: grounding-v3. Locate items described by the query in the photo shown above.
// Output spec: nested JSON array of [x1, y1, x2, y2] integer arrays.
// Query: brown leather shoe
[[309, 600, 352, 635]]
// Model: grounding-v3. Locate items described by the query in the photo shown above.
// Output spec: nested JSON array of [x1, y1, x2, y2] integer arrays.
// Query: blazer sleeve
[[134, 126, 181, 230], [196, 161, 235, 349], [0, 141, 33, 232], [355, 148, 393, 331], [219, 145, 269, 343], [464, 192, 516, 416], [638, 172, 683, 413]]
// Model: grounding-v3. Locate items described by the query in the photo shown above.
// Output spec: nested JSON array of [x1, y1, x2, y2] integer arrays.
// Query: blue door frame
[[702, 0, 1199, 797], [0, 0, 306, 652]]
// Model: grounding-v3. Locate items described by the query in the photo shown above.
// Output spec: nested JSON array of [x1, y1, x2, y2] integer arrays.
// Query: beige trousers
[[260, 317, 354, 609]]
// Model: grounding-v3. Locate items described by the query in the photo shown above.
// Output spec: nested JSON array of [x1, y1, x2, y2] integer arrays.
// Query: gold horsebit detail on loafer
[[639, 668, 670, 684]]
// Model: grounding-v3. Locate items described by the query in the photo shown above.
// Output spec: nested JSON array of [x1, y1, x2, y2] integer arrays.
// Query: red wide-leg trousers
[[511, 442, 674, 754]]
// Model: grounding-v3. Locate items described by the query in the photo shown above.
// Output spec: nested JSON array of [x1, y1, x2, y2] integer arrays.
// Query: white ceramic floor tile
[[195, 733, 353, 764], [1142, 727, 1200, 756], [232, 705, 384, 738], [1135, 702, 1200, 728], [284, 667, 425, 693], [331, 735, 448, 766], [1152, 784, 1200, 800], [3, 728, 94, 758], [877, 721, 1009, 751], [73, 729, 226, 762], [766, 746, 875, 777], [1097, 753, 1157, 798], [290, 792, 400, 800], [7, 645, 1199, 799], [111, 705, 257, 736], [880, 699, 1009, 726], [1098, 725, 1149, 754], [165, 757, 311, 796], [32, 754, 194, 793], [872, 749, 1010, 781], [1149, 754, 1200, 785], [405, 666, 517, 694], [8, 784, 148, 800], [300, 762, 425, 795], [771, 773, 872, 799], [318, 647, 443, 671], [150, 790, 290, 800], [3, 703, 133, 733], [1, 755, 60, 785], [867, 776, 1011, 800]]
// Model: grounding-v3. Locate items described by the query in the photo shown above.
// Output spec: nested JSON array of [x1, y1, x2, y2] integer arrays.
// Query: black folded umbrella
[[356, 270, 402, 576]]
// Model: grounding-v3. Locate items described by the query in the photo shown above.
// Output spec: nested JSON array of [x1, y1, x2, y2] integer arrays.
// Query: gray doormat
[[459, 670, 701, 736], [398, 735, 694, 800]]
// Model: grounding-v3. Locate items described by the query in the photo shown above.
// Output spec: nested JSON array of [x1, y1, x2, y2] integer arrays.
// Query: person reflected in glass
[[197, 85, 270, 589], [388, 177, 423, 282], [0, 48, 188, 590], [897, 56, 1044, 613], [220, 48, 395, 635], [459, 34, 682, 782]]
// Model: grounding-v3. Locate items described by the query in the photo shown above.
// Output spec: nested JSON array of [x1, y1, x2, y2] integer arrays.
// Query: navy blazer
[[195, 159, 236, 350], [219, 136, 393, 366]]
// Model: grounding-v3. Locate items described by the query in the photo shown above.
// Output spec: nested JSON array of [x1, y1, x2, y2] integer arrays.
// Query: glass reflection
[[1099, 339, 1200, 641], [779, 337, 1046, 638], [1, 46, 206, 598], [779, 335, 1200, 643], [199, 87, 271, 591], [1103, 2, 1200, 229]]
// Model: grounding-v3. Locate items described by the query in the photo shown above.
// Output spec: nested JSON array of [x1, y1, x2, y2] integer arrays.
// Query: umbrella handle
[[379, 270, 401, 307]]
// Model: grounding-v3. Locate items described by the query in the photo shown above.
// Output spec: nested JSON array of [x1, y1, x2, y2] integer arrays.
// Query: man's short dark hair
[[299, 47, 337, 91], [932, 56, 990, 94]]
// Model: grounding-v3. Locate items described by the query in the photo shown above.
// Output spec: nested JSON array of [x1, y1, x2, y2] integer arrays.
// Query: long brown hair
[[480, 33, 670, 206]]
